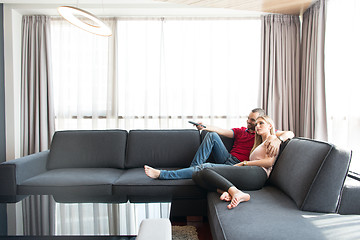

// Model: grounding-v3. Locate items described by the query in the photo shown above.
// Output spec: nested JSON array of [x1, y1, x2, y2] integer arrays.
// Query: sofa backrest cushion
[[269, 137, 351, 213], [47, 130, 128, 169], [125, 130, 201, 168]]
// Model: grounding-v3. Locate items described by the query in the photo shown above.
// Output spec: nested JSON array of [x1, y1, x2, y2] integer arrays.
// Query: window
[[51, 18, 261, 130], [325, 0, 360, 172]]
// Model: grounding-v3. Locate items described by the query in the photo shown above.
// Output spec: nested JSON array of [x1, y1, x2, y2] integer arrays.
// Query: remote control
[[188, 121, 206, 128]]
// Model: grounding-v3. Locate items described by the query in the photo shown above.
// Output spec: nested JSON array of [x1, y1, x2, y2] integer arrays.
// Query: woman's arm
[[235, 156, 276, 168]]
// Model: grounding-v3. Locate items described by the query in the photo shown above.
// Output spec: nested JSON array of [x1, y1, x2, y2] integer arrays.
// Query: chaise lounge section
[[208, 137, 360, 240]]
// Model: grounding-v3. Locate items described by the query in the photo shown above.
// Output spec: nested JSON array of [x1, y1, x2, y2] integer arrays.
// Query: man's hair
[[251, 108, 266, 117]]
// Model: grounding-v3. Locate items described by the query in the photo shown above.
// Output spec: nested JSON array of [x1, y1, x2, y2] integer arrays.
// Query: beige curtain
[[300, 0, 328, 140], [21, 15, 55, 235], [21, 15, 55, 155], [260, 14, 301, 133]]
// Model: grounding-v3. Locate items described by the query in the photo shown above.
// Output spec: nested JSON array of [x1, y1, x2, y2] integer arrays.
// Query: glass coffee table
[[0, 195, 171, 239]]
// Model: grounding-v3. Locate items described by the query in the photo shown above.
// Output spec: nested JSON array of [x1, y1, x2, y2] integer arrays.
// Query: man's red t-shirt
[[230, 127, 255, 162]]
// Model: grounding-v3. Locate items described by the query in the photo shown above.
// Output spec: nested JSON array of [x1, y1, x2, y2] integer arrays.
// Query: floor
[[171, 216, 213, 240]]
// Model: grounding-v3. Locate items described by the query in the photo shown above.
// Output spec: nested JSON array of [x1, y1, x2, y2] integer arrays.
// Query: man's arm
[[195, 123, 234, 138], [265, 130, 295, 157]]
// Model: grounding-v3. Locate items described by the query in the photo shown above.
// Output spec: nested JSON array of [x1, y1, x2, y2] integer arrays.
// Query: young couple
[[144, 108, 294, 209]]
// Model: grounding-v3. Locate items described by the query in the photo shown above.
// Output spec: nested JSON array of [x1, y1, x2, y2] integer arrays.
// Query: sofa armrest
[[0, 151, 49, 196], [338, 174, 360, 214]]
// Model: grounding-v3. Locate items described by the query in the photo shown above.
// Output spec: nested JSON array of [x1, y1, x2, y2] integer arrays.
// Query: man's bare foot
[[220, 192, 231, 202], [227, 192, 250, 210], [144, 165, 161, 179]]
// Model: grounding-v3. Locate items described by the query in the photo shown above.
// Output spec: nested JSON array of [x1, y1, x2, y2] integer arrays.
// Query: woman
[[192, 115, 279, 210]]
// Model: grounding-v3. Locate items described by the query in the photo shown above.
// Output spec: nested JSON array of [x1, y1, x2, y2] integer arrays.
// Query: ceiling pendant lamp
[[58, 5, 112, 37]]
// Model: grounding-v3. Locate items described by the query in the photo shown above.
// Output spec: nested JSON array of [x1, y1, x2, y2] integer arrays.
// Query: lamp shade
[[58, 6, 112, 36]]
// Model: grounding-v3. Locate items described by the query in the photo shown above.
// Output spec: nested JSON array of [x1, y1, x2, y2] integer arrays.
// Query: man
[[145, 108, 294, 179]]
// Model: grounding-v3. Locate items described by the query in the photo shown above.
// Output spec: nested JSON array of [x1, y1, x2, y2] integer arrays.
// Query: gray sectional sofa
[[208, 137, 360, 240], [1, 129, 360, 239]]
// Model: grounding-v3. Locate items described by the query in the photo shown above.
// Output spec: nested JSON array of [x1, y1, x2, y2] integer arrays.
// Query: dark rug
[[172, 225, 199, 240]]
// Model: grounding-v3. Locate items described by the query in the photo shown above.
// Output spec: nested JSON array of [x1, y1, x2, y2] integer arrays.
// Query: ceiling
[[0, 0, 316, 17], [155, 0, 315, 15]]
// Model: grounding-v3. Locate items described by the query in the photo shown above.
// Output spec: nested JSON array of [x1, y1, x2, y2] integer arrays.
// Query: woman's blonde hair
[[250, 115, 276, 154]]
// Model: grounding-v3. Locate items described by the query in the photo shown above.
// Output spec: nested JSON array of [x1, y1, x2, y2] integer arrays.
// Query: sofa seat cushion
[[207, 186, 360, 240], [18, 168, 124, 196], [113, 168, 206, 202]]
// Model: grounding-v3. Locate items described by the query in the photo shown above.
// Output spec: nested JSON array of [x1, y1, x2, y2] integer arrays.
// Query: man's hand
[[264, 135, 281, 157], [196, 122, 206, 131]]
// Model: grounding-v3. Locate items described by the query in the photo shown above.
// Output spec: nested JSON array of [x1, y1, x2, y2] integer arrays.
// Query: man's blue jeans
[[159, 132, 239, 179]]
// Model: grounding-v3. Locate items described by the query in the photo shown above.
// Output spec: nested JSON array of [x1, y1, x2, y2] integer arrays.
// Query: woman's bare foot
[[220, 192, 231, 202], [144, 165, 161, 179], [227, 191, 250, 210]]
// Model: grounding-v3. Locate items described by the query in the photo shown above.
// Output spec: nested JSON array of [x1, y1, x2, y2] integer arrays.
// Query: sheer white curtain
[[51, 18, 117, 130], [52, 17, 261, 131], [325, 0, 360, 172], [116, 18, 260, 129]]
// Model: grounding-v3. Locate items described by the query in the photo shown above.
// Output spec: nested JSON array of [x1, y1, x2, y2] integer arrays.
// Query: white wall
[[4, 5, 22, 160]]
